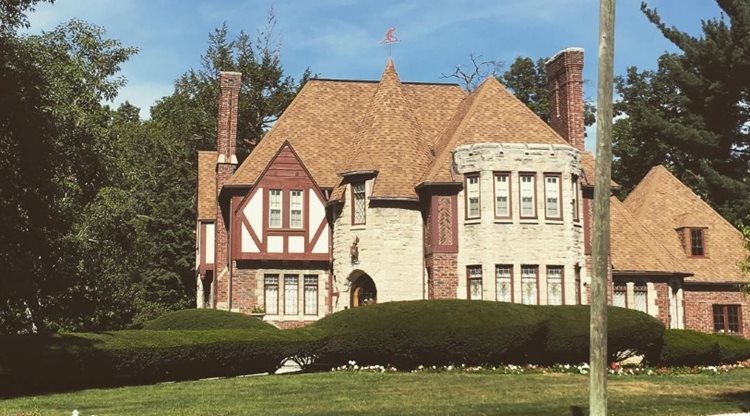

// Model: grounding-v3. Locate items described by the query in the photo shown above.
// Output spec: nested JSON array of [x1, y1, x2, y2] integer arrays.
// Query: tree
[[502, 56, 596, 128], [152, 12, 310, 161], [613, 1, 750, 224], [441, 54, 503, 92]]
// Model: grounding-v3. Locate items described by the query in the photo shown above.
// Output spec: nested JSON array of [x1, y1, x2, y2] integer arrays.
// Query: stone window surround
[[261, 271, 322, 319]]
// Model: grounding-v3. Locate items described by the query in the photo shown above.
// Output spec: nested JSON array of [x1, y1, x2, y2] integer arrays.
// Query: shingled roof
[[421, 76, 569, 184], [623, 165, 746, 283], [341, 59, 431, 200], [197, 151, 217, 220], [610, 196, 690, 275], [226, 65, 466, 190]]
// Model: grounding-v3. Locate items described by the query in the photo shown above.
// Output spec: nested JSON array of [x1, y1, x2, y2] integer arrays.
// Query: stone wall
[[453, 143, 586, 304], [332, 179, 425, 312]]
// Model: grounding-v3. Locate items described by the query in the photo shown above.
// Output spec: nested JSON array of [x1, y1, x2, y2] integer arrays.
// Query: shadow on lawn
[[717, 391, 750, 413]]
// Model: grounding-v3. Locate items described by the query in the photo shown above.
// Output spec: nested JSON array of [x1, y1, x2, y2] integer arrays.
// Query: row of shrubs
[[2, 301, 749, 395]]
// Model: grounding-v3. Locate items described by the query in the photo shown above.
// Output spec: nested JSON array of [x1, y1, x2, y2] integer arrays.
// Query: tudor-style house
[[195, 48, 749, 335]]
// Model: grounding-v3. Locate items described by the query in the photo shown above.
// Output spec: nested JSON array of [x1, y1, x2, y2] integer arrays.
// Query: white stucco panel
[[312, 224, 329, 253], [268, 235, 284, 253], [288, 235, 305, 253], [244, 188, 264, 241], [241, 224, 259, 253], [205, 223, 215, 263], [309, 189, 326, 243]]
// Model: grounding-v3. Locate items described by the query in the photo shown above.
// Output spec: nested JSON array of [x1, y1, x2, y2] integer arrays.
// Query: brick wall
[[230, 261, 257, 313], [653, 282, 670, 327], [427, 252, 458, 299], [684, 287, 750, 338]]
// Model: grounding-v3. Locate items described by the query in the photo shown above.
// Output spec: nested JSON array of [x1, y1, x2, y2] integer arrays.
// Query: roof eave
[[415, 181, 462, 189], [613, 270, 693, 278], [338, 170, 379, 177], [368, 196, 420, 202]]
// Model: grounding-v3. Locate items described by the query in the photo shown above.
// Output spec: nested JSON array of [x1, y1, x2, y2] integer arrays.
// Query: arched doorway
[[350, 273, 377, 308]]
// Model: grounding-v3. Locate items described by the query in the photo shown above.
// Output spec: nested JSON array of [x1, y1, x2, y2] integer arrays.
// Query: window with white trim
[[290, 190, 303, 229], [519, 174, 536, 218], [495, 265, 512, 302], [304, 275, 318, 315], [284, 275, 298, 315], [521, 265, 538, 305], [634, 281, 648, 313], [467, 265, 482, 300], [572, 176, 580, 222], [494, 173, 510, 218], [546, 266, 563, 305], [613, 283, 627, 308], [352, 183, 366, 225], [544, 174, 561, 219], [466, 174, 480, 219], [269, 189, 282, 228], [264, 274, 279, 315]]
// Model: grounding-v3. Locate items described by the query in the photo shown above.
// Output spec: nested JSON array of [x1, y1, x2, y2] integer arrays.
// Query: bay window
[[495, 265, 512, 302], [494, 173, 510, 218], [519, 174, 536, 218], [521, 265, 538, 305], [546, 266, 563, 305], [544, 174, 562, 219], [466, 174, 480, 219]]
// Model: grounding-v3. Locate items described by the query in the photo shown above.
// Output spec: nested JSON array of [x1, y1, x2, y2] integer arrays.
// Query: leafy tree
[[153, 12, 310, 161], [502, 56, 596, 128], [613, 1, 750, 224]]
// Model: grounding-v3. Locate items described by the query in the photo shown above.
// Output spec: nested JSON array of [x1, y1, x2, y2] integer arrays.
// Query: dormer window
[[690, 228, 705, 257], [352, 182, 366, 225]]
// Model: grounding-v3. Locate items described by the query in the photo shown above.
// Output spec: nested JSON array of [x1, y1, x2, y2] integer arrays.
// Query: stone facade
[[331, 178, 425, 311], [452, 143, 586, 304]]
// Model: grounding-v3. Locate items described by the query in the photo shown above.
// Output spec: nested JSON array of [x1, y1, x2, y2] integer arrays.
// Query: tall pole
[[590, 0, 616, 415]]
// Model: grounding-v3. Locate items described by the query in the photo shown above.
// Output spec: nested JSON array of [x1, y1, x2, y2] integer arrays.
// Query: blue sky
[[27, 0, 722, 150]]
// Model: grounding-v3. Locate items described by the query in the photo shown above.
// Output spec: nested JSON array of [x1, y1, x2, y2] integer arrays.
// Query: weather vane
[[381, 27, 400, 56]]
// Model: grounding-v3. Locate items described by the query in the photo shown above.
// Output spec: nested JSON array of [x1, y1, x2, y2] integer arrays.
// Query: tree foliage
[[613, 1, 750, 224]]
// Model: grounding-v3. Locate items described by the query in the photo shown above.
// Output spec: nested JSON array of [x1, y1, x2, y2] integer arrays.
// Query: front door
[[350, 274, 377, 307]]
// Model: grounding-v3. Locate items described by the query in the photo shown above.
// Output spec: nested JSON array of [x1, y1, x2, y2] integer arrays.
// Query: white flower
[[72, 411, 80, 416], [348, 360, 356, 366]]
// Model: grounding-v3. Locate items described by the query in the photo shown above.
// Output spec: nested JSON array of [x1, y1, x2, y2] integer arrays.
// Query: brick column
[[546, 48, 585, 151], [214, 71, 242, 310]]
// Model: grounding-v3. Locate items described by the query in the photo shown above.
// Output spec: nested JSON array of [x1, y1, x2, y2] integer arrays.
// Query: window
[[290, 190, 303, 229], [467, 265, 482, 300], [519, 174, 536, 218], [613, 282, 627, 308], [521, 265, 538, 305], [494, 173, 510, 218], [269, 189, 282, 228], [713, 305, 741, 333], [264, 274, 279, 315], [283, 275, 298, 315], [690, 228, 704, 256], [304, 275, 318, 315], [495, 265, 512, 302], [546, 266, 563, 305], [466, 174, 480, 219], [544, 174, 562, 219], [633, 281, 647, 313], [572, 176, 580, 222], [352, 183, 366, 225]]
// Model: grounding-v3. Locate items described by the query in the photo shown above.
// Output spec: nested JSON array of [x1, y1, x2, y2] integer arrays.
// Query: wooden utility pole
[[590, 0, 616, 415]]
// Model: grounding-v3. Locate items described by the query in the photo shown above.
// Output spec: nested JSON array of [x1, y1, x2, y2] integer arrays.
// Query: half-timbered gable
[[233, 141, 330, 262]]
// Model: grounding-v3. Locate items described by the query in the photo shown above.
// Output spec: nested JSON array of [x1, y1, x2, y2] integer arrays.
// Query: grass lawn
[[2, 370, 750, 416]]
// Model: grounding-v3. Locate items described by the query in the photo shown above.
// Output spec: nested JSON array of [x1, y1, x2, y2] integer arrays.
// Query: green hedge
[[659, 329, 750, 366], [0, 329, 306, 395], [309, 300, 665, 369], [141, 308, 277, 331]]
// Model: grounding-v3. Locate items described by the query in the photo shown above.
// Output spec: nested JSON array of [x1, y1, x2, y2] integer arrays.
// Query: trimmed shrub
[[0, 329, 304, 395], [309, 300, 664, 369], [659, 329, 750, 366], [141, 308, 277, 331], [541, 306, 665, 365], [311, 300, 548, 369]]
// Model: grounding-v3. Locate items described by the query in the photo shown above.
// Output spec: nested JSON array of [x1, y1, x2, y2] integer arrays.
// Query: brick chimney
[[546, 48, 585, 151], [214, 71, 241, 310]]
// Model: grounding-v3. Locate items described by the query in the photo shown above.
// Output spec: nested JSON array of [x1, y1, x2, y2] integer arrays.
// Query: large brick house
[[195, 48, 749, 334]]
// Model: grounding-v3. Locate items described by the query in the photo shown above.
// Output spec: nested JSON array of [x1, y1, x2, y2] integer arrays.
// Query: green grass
[[2, 370, 749, 416]]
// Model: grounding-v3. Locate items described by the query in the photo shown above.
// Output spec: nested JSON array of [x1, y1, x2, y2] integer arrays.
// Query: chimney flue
[[546, 48, 585, 151], [217, 71, 242, 165]]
